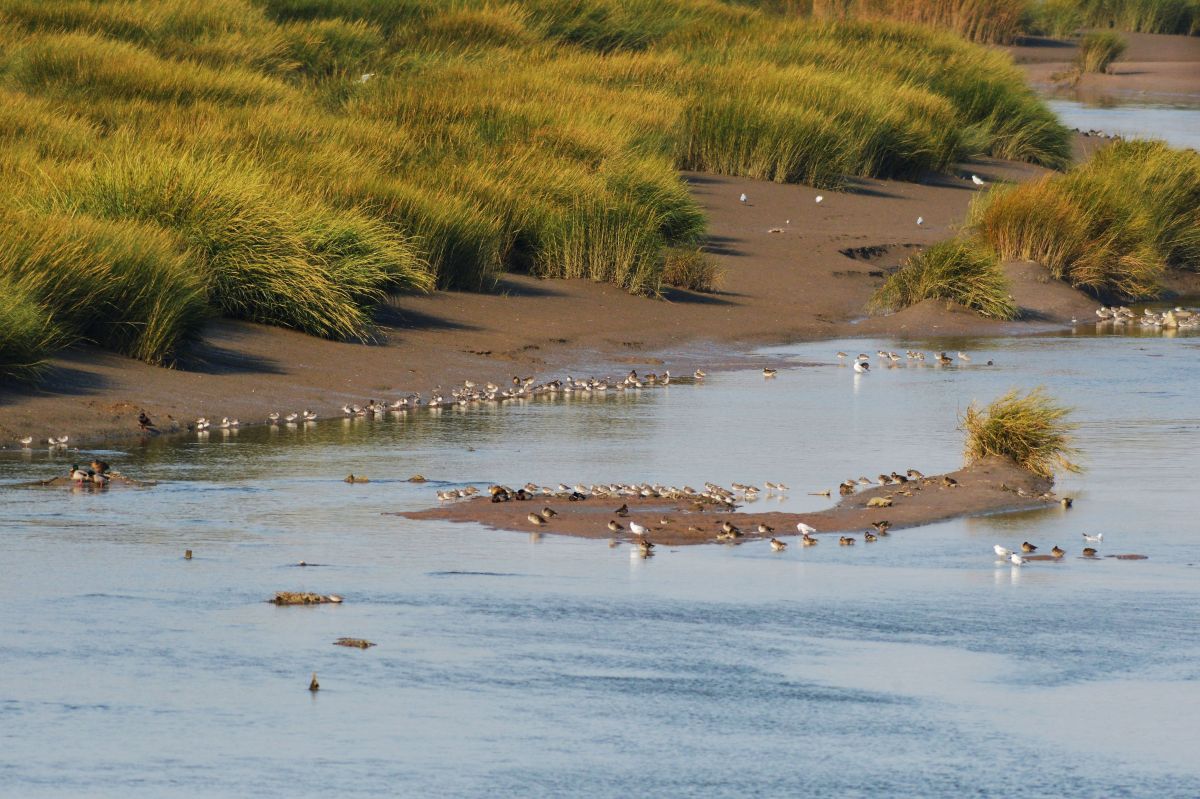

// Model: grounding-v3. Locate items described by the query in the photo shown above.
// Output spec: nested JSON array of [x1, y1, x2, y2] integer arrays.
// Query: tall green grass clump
[[810, 0, 1032, 43], [1073, 0, 1200, 33], [970, 139, 1199, 299], [1076, 30, 1126, 73], [0, 275, 68, 381], [962, 388, 1080, 477], [1025, 0, 1084, 35], [871, 238, 1018, 319]]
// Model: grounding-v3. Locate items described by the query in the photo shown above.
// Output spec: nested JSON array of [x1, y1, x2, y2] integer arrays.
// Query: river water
[[1046, 98, 1200, 151], [2, 332, 1199, 797]]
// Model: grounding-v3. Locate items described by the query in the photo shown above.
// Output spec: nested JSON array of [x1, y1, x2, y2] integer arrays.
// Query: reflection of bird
[[971, 174, 985, 186]]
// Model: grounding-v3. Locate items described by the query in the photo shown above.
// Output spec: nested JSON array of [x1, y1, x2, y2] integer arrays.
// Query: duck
[[284, 412, 299, 423], [864, 532, 877, 542], [69, 464, 91, 482], [607, 520, 624, 533], [1083, 547, 1098, 557], [906, 469, 924, 479], [1051, 546, 1065, 558], [839, 536, 855, 546], [1021, 541, 1038, 553], [541, 507, 558, 518], [527, 512, 547, 526], [871, 520, 891, 534], [801, 533, 818, 546], [90, 459, 110, 475], [137, 410, 154, 430], [344, 474, 369, 483], [757, 523, 774, 534], [769, 538, 787, 552], [309, 673, 320, 692], [615, 503, 629, 517], [267, 412, 280, 423]]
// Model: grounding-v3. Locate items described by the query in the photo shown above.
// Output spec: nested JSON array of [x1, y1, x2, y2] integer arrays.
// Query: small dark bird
[[541, 507, 558, 518], [607, 520, 624, 533], [615, 503, 629, 517], [1021, 541, 1038, 553], [1060, 497, 1073, 508], [90, 459, 110, 475], [309, 672, 320, 692], [871, 520, 891, 534], [864, 532, 878, 542], [1051, 546, 1065, 558], [1083, 547, 1098, 557], [137, 410, 154, 431], [184, 549, 193, 560]]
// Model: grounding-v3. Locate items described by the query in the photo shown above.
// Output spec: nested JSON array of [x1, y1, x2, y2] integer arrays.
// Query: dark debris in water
[[334, 637, 375, 649], [426, 570, 526, 578]]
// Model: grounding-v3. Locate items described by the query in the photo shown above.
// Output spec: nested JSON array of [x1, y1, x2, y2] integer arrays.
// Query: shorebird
[[994, 544, 1013, 559], [527, 512, 547, 526], [693, 369, 706, 380], [1021, 541, 1038, 553], [815, 195, 823, 204], [1051, 546, 1065, 558], [629, 521, 649, 536], [1010, 553, 1026, 566], [739, 193, 747, 203], [916, 216, 924, 226], [971, 174, 985, 186], [836, 351, 847, 361], [19, 436, 32, 447], [762, 368, 777, 377], [757, 523, 774, 534], [285, 412, 299, 423], [302, 410, 317, 421], [268, 412, 280, 422], [796, 522, 816, 535], [769, 538, 787, 551], [1082, 533, 1103, 542]]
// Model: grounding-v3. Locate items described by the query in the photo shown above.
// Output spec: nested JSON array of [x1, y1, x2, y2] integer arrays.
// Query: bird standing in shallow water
[[1010, 553, 1025, 566], [1021, 541, 1038, 553], [770, 538, 787, 552], [309, 673, 319, 692], [1051, 546, 1065, 558], [853, 360, 869, 373]]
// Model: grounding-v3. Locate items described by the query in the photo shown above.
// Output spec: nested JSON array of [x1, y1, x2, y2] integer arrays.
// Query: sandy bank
[[2, 157, 1096, 449], [400, 457, 1060, 546], [1009, 32, 1200, 103]]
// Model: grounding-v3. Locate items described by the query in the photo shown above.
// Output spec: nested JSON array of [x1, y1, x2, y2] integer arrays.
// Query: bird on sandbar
[[916, 216, 924, 226], [872, 520, 891, 535], [541, 507, 558, 518], [19, 436, 32, 447], [267, 412, 280, 423], [607, 520, 624, 533], [758, 523, 775, 534], [629, 521, 649, 536], [137, 410, 154, 430], [796, 522, 816, 536], [815, 195, 824, 204], [615, 503, 629, 516], [769, 538, 787, 552], [739, 193, 747, 203], [527, 512, 547, 526]]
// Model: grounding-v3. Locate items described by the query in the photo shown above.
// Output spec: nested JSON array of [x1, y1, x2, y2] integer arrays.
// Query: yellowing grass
[[963, 388, 1080, 477]]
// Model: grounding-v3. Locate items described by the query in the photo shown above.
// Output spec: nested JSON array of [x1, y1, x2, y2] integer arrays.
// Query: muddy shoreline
[[400, 457, 1061, 546]]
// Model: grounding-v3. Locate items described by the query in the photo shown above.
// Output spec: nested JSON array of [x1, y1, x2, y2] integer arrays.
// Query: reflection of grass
[[963, 388, 1080, 477], [870, 239, 1018, 319], [1076, 30, 1126, 73]]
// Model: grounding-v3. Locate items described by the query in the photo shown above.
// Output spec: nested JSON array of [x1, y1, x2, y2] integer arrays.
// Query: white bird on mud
[[629, 521, 649, 536], [971, 174, 985, 186], [994, 544, 1013, 559], [916, 216, 924, 226], [1010, 553, 1026, 566], [815, 195, 824, 204], [796, 522, 817, 535], [739, 193, 747, 203], [1082, 533, 1104, 542]]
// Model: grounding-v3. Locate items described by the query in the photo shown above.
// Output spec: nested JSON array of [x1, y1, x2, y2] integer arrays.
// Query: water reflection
[[1046, 98, 1200, 150]]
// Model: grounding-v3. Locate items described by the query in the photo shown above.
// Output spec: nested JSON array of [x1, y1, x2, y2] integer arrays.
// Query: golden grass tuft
[[870, 238, 1018, 319], [962, 388, 1080, 477], [1076, 30, 1127, 73]]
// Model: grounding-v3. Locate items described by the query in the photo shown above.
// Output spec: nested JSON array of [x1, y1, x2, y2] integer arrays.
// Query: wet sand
[[1009, 32, 1200, 104], [400, 457, 1059, 546], [0, 158, 1098, 448]]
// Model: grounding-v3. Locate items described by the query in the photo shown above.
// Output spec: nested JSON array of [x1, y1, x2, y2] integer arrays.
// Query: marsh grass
[[970, 140, 1199, 299], [870, 239, 1018, 319], [1076, 30, 1126, 73], [662, 248, 723, 292], [0, 0, 1073, 377], [962, 388, 1080, 477], [0, 275, 68, 381], [1073, 0, 1200, 33]]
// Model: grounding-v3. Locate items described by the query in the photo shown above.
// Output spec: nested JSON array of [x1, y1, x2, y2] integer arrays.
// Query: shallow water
[[3, 335, 1200, 797], [1046, 98, 1200, 150]]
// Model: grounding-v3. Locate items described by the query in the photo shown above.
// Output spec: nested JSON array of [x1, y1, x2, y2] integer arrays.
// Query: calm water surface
[[1046, 98, 1200, 150], [2, 333, 1199, 797]]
